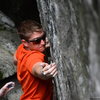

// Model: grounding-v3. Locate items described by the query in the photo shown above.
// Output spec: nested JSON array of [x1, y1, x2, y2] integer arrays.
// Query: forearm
[[32, 62, 48, 80], [32, 62, 57, 80], [0, 89, 3, 97], [0, 88, 6, 97]]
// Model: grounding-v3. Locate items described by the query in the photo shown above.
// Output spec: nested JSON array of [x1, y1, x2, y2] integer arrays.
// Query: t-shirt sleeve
[[25, 52, 45, 73]]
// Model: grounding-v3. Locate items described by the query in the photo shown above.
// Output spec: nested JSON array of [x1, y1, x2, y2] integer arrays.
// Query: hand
[[0, 82, 15, 97], [45, 37, 50, 48], [41, 63, 58, 79]]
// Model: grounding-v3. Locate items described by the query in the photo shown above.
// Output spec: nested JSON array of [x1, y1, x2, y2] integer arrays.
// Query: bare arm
[[32, 62, 57, 80]]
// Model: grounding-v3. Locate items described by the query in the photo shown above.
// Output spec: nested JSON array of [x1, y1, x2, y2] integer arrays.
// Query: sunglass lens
[[29, 34, 46, 44], [34, 38, 41, 44]]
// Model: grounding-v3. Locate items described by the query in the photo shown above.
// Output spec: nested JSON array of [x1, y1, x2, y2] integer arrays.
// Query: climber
[[13, 20, 58, 100]]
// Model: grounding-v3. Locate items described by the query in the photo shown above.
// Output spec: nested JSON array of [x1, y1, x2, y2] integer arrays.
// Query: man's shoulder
[[17, 43, 24, 50]]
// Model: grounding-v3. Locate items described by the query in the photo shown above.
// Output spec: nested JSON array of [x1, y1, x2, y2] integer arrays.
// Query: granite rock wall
[[0, 11, 22, 100], [36, 0, 100, 100]]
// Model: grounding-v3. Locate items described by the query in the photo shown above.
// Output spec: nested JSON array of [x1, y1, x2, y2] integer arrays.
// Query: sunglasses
[[28, 33, 46, 44]]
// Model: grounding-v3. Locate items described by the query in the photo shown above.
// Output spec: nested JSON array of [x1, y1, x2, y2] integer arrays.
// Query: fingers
[[7, 86, 14, 92], [45, 37, 50, 48], [0, 82, 15, 96], [42, 63, 58, 78], [42, 65, 51, 71], [50, 67, 57, 77], [3, 82, 15, 92], [40, 62, 48, 68], [4, 82, 15, 89]]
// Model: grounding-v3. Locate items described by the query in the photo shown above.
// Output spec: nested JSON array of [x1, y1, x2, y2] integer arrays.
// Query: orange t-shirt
[[16, 44, 53, 100]]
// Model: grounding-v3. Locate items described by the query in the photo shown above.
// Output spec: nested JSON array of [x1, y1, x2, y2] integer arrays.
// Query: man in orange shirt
[[14, 20, 57, 100]]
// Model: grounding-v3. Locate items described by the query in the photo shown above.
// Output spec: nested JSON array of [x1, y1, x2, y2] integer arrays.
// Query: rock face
[[0, 0, 100, 100], [36, 0, 100, 100], [0, 11, 22, 100]]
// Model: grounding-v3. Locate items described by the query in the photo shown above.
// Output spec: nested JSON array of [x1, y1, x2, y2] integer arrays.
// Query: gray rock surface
[[0, 11, 20, 78], [0, 11, 22, 100], [36, 0, 100, 100]]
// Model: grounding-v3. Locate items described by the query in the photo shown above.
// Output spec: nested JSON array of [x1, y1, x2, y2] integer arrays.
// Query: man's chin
[[40, 47, 46, 52]]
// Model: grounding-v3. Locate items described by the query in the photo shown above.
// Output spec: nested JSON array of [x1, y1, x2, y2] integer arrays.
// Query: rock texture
[[0, 11, 22, 100], [0, 0, 100, 100], [36, 0, 100, 100]]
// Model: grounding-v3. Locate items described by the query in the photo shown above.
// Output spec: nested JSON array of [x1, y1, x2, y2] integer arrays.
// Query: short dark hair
[[17, 20, 43, 41]]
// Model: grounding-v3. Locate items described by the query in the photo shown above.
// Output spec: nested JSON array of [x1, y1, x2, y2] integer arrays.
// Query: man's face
[[27, 31, 46, 52]]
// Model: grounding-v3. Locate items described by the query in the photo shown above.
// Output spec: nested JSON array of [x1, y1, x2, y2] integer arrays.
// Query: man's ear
[[21, 39, 29, 47]]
